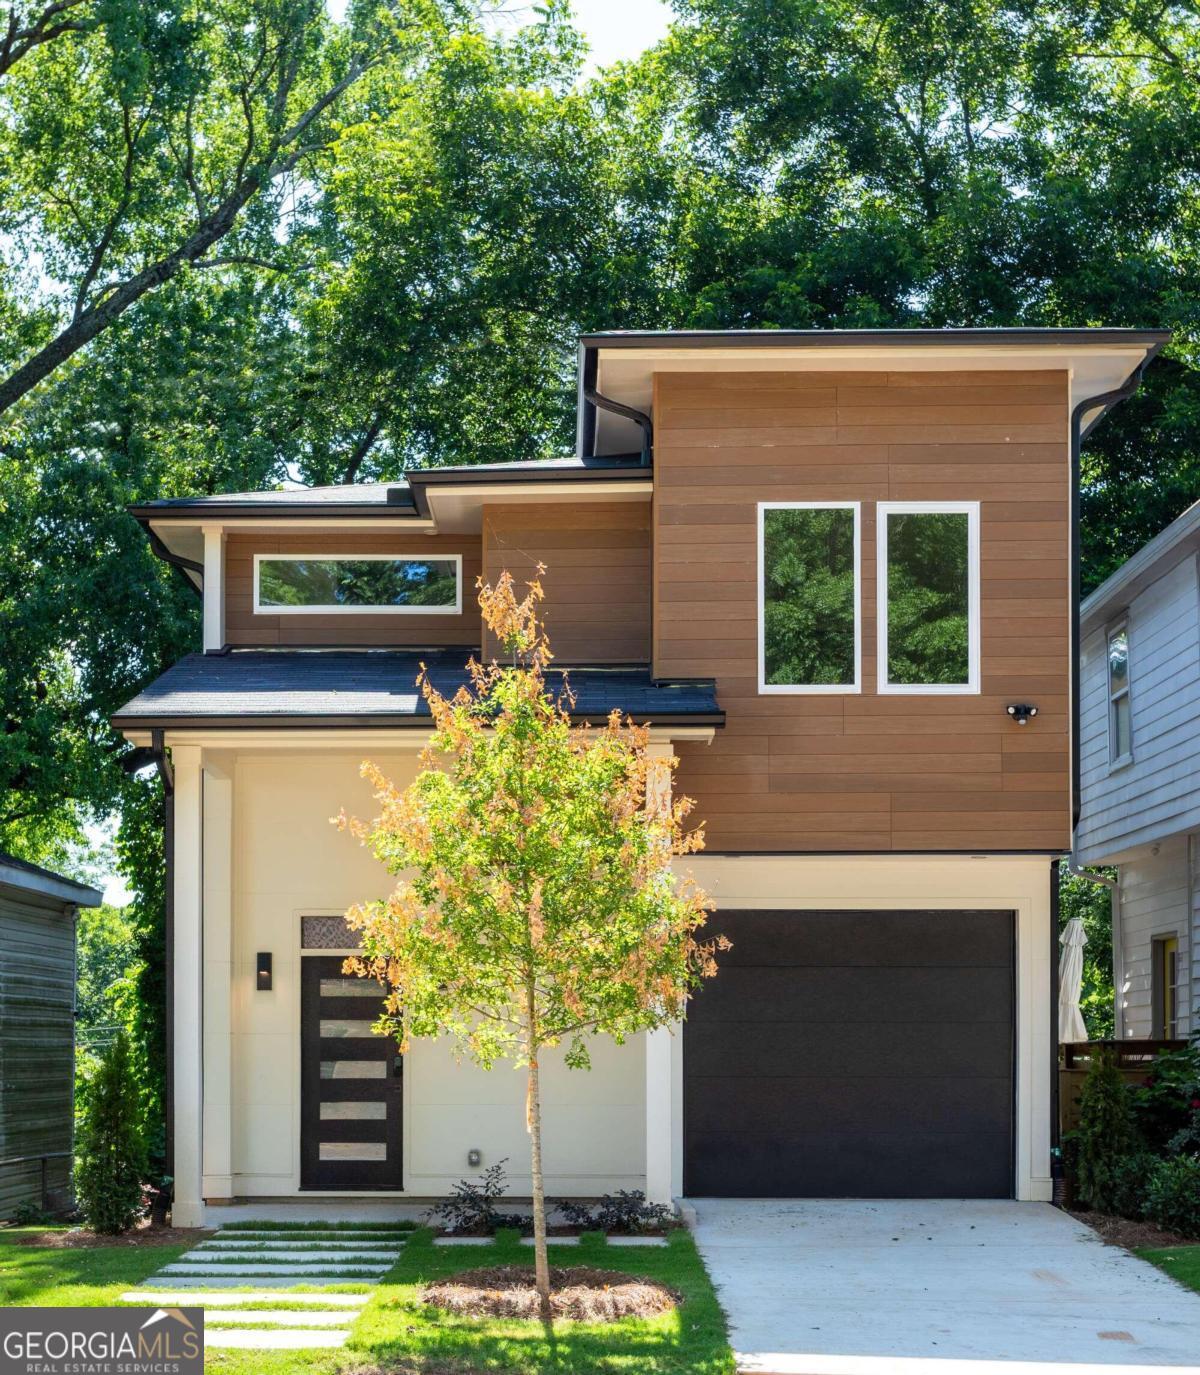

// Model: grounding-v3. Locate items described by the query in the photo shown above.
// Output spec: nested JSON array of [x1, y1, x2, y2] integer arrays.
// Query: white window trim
[[757, 501, 862, 695], [1107, 617, 1133, 769], [877, 501, 981, 696], [253, 552, 463, 615]]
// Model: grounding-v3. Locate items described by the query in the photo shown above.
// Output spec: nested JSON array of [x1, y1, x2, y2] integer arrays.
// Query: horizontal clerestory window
[[758, 502, 861, 693], [254, 554, 462, 614]]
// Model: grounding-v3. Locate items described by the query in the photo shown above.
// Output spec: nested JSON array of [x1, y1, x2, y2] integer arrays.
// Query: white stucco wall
[[170, 736, 1054, 1219], [220, 749, 645, 1200]]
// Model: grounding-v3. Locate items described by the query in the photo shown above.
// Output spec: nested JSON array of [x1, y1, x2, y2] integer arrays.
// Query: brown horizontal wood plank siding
[[224, 532, 483, 647], [482, 501, 651, 664], [653, 368, 1071, 853]]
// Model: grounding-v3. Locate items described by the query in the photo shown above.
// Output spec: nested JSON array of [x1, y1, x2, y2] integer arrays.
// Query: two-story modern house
[[1075, 499, 1200, 1041], [113, 328, 1167, 1225]]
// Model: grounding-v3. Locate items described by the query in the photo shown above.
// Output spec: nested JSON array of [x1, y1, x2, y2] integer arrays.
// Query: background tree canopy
[[4, 0, 1197, 1130]]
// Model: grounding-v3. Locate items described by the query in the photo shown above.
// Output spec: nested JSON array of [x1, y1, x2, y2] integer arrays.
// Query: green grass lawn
[[0, 1225, 734, 1375], [1138, 1244, 1200, 1296], [0, 1227, 191, 1306]]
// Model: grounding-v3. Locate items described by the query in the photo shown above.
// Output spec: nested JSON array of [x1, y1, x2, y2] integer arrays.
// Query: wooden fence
[[1059, 1039, 1187, 1134]]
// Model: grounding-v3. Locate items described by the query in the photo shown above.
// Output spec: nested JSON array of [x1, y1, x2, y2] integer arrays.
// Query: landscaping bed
[[421, 1263, 678, 1320], [1069, 1209, 1196, 1251], [11, 1222, 213, 1250]]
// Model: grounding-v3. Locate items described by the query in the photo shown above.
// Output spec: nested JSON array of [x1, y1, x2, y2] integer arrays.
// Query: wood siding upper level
[[225, 531, 483, 647], [653, 369, 1072, 854], [481, 501, 651, 664], [1076, 552, 1200, 864]]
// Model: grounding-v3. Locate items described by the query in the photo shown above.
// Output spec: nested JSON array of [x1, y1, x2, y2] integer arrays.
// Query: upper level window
[[254, 555, 462, 614], [877, 502, 980, 694], [1107, 622, 1132, 765], [758, 502, 861, 693]]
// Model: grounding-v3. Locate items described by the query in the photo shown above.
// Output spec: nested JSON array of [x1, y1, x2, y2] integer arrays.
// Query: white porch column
[[172, 745, 205, 1227], [202, 525, 226, 653], [201, 755, 234, 1199], [645, 740, 682, 1204]]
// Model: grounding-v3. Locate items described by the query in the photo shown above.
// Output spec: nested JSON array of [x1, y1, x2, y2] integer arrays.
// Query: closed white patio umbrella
[[1059, 917, 1090, 1044]]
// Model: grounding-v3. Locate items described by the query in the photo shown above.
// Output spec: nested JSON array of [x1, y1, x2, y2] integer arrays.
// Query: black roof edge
[[128, 458, 650, 522], [579, 327, 1173, 348], [401, 457, 650, 517], [129, 499, 417, 521], [111, 710, 725, 731]]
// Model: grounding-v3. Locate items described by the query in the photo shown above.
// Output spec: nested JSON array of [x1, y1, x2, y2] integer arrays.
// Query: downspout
[[579, 345, 653, 466], [1067, 857, 1120, 1039], [144, 526, 204, 600]]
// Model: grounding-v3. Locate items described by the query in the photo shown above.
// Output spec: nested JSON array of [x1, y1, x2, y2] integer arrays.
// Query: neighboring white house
[[1075, 500, 1200, 1040]]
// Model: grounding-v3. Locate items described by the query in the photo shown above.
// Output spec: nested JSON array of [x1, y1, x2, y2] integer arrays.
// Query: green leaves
[[341, 572, 718, 1075]]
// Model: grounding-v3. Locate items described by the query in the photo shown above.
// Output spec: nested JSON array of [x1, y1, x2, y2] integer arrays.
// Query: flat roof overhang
[[577, 327, 1171, 456]]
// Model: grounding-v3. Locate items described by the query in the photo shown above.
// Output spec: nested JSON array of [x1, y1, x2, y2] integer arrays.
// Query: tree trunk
[[525, 985, 551, 1322]]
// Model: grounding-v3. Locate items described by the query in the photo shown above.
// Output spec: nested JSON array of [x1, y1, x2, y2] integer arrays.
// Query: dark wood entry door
[[684, 910, 1015, 1199], [300, 956, 403, 1190]]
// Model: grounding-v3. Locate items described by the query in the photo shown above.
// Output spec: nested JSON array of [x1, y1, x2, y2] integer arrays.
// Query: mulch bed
[[421, 1264, 679, 1322], [14, 1222, 214, 1249], [1068, 1209, 1196, 1251]]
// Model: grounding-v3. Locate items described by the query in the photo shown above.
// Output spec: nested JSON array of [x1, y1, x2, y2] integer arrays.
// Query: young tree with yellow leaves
[[336, 568, 723, 1320]]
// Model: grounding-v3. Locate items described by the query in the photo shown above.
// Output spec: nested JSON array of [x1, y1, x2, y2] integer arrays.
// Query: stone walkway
[[120, 1224, 410, 1350]]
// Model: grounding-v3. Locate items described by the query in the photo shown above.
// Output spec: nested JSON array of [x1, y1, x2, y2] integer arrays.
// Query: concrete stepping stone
[[605, 1236, 669, 1246], [203, 1310, 351, 1327], [136, 1274, 373, 1289], [205, 1329, 347, 1349], [120, 1291, 368, 1306], [160, 1265, 389, 1279], [433, 1236, 494, 1246], [192, 1251, 397, 1260], [521, 1236, 580, 1246], [201, 1236, 401, 1247]]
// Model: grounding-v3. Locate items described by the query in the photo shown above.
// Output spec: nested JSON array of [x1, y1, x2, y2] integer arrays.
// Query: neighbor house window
[[1152, 935, 1179, 1038], [877, 502, 980, 694], [254, 554, 461, 614], [758, 502, 861, 693], [1107, 622, 1132, 765]]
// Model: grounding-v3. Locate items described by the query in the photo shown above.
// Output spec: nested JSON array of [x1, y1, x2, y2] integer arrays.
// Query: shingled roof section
[[112, 650, 723, 730]]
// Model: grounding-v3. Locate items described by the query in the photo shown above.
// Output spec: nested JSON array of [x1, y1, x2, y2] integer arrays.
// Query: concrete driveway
[[689, 1199, 1200, 1373]]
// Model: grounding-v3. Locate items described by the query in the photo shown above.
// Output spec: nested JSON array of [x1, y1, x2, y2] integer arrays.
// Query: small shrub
[[557, 1190, 674, 1234], [1145, 1155, 1200, 1239], [10, 1199, 56, 1227], [1074, 1049, 1138, 1212], [433, 1160, 525, 1235], [1109, 1152, 1158, 1221], [74, 1031, 148, 1235], [1130, 1041, 1200, 1154]]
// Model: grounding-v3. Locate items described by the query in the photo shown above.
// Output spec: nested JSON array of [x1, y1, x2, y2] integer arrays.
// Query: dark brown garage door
[[684, 910, 1014, 1198]]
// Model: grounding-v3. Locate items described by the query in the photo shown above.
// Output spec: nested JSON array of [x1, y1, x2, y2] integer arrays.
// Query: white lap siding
[[1077, 556, 1200, 862], [1116, 837, 1191, 1038]]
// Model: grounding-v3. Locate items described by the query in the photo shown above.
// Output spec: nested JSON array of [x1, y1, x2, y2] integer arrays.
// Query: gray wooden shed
[[0, 851, 101, 1219]]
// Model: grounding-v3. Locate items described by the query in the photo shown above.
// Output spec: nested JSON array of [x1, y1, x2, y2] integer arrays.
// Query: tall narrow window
[[1107, 623, 1132, 765], [254, 554, 461, 614], [1152, 935, 1179, 1039], [878, 502, 980, 694], [759, 503, 861, 693]]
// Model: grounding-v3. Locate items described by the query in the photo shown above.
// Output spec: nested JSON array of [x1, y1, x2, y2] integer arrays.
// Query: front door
[[300, 956, 403, 1190]]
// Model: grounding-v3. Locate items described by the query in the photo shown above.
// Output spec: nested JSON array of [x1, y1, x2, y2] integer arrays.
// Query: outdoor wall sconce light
[[256, 952, 272, 991], [1006, 704, 1039, 726], [467, 1148, 482, 1168]]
